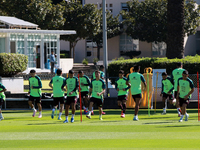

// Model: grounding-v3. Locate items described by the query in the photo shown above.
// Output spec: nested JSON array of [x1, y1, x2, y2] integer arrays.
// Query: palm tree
[[166, 0, 184, 59]]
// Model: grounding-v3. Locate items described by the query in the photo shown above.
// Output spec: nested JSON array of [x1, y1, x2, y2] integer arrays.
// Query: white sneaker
[[185, 114, 189, 121], [32, 109, 37, 117], [179, 115, 184, 122], [133, 116, 139, 121], [58, 117, 62, 120], [38, 114, 42, 118]]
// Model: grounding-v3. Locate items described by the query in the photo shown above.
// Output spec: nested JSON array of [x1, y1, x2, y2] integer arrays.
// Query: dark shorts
[[0, 98, 4, 106], [53, 97, 64, 106], [132, 94, 142, 101], [179, 97, 189, 107], [174, 91, 178, 98], [29, 96, 41, 104], [81, 91, 88, 98], [65, 96, 77, 105], [163, 93, 174, 100], [90, 97, 103, 108], [117, 95, 128, 101]]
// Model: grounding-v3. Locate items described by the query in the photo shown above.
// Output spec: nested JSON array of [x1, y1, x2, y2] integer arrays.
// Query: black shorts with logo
[[163, 93, 174, 100], [65, 96, 77, 105], [132, 94, 142, 101], [81, 91, 88, 98], [90, 97, 103, 107], [117, 95, 128, 101], [29, 96, 41, 104], [53, 97, 64, 106], [179, 97, 189, 107]]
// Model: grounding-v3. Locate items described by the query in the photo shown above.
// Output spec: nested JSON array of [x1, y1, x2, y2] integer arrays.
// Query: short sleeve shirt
[[29, 76, 42, 97], [66, 77, 78, 97], [172, 68, 185, 91], [115, 77, 129, 96], [0, 83, 6, 100], [90, 79, 106, 99], [161, 77, 174, 94], [127, 72, 145, 95], [79, 75, 91, 92], [50, 76, 66, 97]]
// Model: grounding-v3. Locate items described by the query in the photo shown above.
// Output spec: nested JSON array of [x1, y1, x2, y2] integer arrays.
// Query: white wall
[[60, 58, 73, 73], [184, 35, 197, 56]]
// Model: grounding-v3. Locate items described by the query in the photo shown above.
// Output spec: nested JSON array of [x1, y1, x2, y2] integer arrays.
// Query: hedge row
[[107, 55, 200, 82], [0, 53, 28, 77]]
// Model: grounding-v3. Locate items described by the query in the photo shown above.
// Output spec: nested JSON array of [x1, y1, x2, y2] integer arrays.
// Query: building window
[[110, 4, 113, 7], [152, 42, 166, 56], [119, 33, 139, 55], [10, 34, 25, 54], [100, 3, 102, 7], [121, 3, 128, 20], [110, 9, 113, 13]]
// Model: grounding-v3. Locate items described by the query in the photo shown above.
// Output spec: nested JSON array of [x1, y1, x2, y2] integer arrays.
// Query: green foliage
[[0, 53, 28, 77], [82, 58, 88, 65], [60, 53, 69, 58], [93, 58, 99, 63], [121, 0, 200, 43], [108, 55, 200, 83]]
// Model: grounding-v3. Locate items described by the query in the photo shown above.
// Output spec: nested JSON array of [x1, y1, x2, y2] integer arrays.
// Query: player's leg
[[28, 96, 37, 117], [117, 99, 123, 116], [0, 98, 4, 120], [161, 94, 167, 114], [58, 97, 64, 120], [51, 98, 58, 119], [179, 98, 184, 122], [83, 95, 89, 114], [36, 97, 42, 118], [175, 91, 182, 116], [98, 99, 103, 120], [122, 99, 127, 118], [102, 98, 106, 115], [133, 94, 142, 121], [64, 104, 70, 123], [71, 102, 76, 123], [86, 98, 94, 119]]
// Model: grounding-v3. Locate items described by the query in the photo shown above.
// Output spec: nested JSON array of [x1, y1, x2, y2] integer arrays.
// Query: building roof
[[0, 29, 76, 35], [0, 16, 38, 28]]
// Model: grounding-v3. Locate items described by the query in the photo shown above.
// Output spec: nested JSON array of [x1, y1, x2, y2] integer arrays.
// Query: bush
[[108, 55, 200, 83], [82, 58, 88, 65], [0, 53, 28, 77]]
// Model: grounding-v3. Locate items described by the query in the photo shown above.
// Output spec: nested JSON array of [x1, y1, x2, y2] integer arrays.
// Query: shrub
[[108, 55, 200, 83], [0, 53, 28, 77], [82, 58, 88, 65]]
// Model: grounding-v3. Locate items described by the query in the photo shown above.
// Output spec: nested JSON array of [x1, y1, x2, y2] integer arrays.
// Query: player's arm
[[70, 78, 79, 95], [83, 76, 91, 86], [126, 75, 130, 86], [97, 81, 106, 96], [115, 79, 119, 91], [0, 85, 7, 93], [124, 77, 130, 91], [33, 77, 42, 89], [61, 79, 67, 91], [184, 80, 195, 100], [176, 79, 181, 99], [141, 75, 147, 87], [167, 78, 174, 94], [88, 81, 93, 97], [28, 78, 31, 94], [49, 79, 53, 89]]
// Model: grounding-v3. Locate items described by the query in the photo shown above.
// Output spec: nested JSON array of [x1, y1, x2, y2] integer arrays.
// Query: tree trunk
[[166, 0, 184, 59], [69, 42, 72, 58]]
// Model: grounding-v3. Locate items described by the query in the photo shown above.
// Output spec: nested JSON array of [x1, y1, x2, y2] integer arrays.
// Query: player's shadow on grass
[[142, 116, 173, 119], [143, 121, 173, 125], [27, 122, 60, 125], [159, 125, 200, 128]]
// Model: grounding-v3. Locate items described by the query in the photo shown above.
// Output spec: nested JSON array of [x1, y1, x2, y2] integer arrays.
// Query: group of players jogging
[[0, 63, 194, 122]]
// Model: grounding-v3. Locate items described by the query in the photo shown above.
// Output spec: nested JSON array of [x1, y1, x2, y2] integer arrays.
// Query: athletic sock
[[32, 107, 36, 111], [99, 114, 102, 118], [119, 104, 123, 110], [39, 111, 42, 115], [0, 113, 2, 118], [163, 108, 166, 112], [180, 115, 184, 120], [52, 108, 55, 112], [72, 114, 75, 118], [88, 111, 91, 115], [59, 112, 62, 118], [65, 116, 68, 120], [122, 104, 126, 114], [177, 108, 182, 114]]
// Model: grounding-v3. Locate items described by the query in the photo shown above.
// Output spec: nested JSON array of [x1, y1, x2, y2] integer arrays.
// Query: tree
[[90, 10, 122, 60], [121, 0, 200, 58], [0, 0, 65, 29], [61, 1, 100, 59]]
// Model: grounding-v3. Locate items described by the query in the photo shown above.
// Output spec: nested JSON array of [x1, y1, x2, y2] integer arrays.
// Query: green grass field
[[0, 109, 199, 150]]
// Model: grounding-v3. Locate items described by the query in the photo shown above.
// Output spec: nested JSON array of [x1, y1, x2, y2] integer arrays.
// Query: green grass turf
[[0, 109, 199, 149]]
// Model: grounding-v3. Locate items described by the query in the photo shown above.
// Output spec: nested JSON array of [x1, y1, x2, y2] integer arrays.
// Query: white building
[[0, 16, 76, 70], [61, 0, 200, 63]]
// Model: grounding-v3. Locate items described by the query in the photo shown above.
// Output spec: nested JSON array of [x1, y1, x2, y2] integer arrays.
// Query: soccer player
[[86, 70, 106, 120], [177, 70, 194, 122], [49, 69, 66, 120], [28, 70, 42, 118], [78, 70, 91, 114], [0, 82, 7, 121], [63, 70, 79, 123], [91, 65, 106, 115], [126, 65, 146, 121], [160, 72, 174, 115], [171, 62, 185, 116], [115, 70, 130, 118]]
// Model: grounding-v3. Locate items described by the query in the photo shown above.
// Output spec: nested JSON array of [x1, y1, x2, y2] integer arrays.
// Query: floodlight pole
[[103, 0, 108, 97]]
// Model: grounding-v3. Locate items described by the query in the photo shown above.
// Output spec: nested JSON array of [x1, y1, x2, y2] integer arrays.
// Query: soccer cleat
[[121, 113, 125, 118], [102, 111, 106, 115], [51, 112, 54, 119], [185, 114, 189, 121], [38, 114, 42, 118], [133, 116, 139, 121], [58, 117, 62, 120], [71, 118, 74, 123], [179, 118, 183, 122], [63, 119, 68, 123], [86, 114, 91, 119], [179, 115, 184, 122], [161, 111, 166, 115], [91, 111, 94, 115], [32, 109, 37, 117], [99, 117, 103, 120]]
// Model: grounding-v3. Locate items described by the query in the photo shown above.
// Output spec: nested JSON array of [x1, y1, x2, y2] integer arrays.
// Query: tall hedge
[[108, 55, 200, 83], [0, 53, 28, 77]]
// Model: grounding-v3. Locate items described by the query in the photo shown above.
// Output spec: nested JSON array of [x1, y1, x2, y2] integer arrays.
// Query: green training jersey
[[79, 75, 91, 92], [90, 79, 106, 99], [178, 77, 194, 99], [161, 77, 174, 94], [127, 72, 145, 95], [92, 71, 105, 79], [171, 68, 185, 91], [29, 75, 42, 97], [0, 83, 6, 100], [50, 75, 66, 97], [66, 77, 78, 97], [115, 77, 129, 96]]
